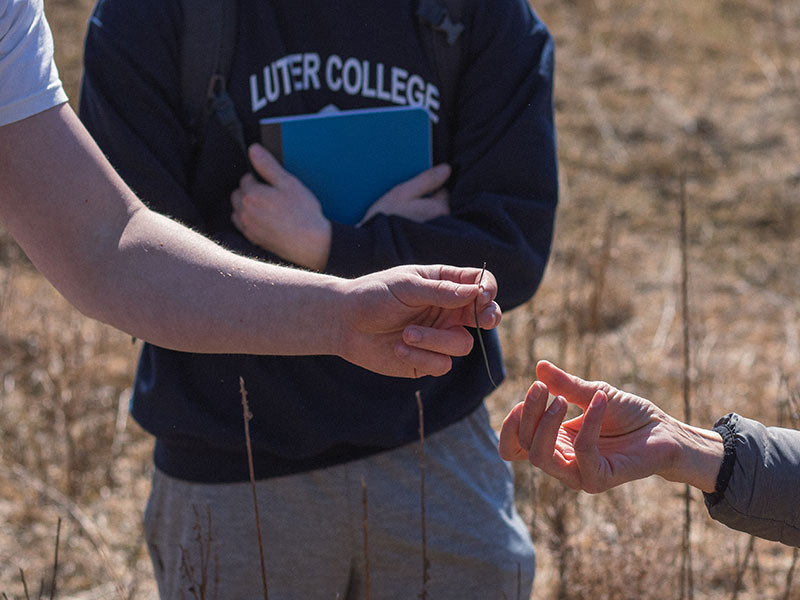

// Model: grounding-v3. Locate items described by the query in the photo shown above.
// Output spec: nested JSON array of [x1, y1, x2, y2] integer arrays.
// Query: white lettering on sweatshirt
[[250, 52, 440, 122]]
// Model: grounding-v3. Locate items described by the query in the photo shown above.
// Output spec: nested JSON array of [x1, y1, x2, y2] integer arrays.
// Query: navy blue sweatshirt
[[80, 0, 558, 482]]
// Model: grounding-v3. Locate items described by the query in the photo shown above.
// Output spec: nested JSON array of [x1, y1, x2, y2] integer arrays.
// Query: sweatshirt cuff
[[703, 413, 738, 506]]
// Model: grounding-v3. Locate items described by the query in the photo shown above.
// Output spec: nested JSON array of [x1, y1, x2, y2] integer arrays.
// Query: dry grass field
[[2, 0, 799, 597]]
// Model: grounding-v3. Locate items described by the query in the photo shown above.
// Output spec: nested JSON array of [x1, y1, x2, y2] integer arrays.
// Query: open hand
[[231, 144, 332, 270], [499, 361, 685, 492]]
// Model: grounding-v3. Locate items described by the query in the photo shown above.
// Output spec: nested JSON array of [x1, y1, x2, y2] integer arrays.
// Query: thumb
[[535, 360, 598, 410], [248, 144, 289, 185], [392, 276, 499, 327]]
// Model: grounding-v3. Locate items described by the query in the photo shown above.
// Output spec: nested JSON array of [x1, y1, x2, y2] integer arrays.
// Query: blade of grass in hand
[[474, 263, 498, 388]]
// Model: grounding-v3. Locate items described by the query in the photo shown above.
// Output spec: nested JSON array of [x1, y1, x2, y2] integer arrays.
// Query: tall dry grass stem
[[416, 390, 430, 600], [551, 498, 573, 600], [361, 477, 371, 600], [678, 169, 695, 600], [178, 505, 218, 600], [49, 517, 61, 600], [731, 536, 756, 600], [583, 209, 615, 378], [239, 377, 269, 600], [178, 547, 200, 600], [474, 262, 498, 388], [782, 548, 798, 600], [777, 381, 799, 599], [18, 569, 29, 600], [556, 252, 578, 368]]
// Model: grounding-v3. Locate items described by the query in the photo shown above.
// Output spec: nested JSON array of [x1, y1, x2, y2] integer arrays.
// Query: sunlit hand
[[499, 360, 716, 493], [231, 144, 332, 271], [337, 264, 501, 378], [358, 164, 451, 226]]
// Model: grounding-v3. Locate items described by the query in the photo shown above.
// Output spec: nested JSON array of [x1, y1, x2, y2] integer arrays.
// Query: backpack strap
[[179, 0, 246, 158], [415, 0, 466, 132]]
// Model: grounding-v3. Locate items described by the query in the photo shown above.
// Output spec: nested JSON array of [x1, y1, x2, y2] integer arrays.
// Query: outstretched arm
[[500, 361, 800, 547], [0, 104, 500, 377]]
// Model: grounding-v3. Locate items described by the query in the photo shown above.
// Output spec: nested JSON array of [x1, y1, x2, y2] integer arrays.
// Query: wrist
[[326, 276, 355, 359], [298, 218, 332, 271], [660, 416, 724, 493]]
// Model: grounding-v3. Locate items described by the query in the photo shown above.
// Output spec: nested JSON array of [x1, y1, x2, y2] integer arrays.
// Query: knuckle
[[528, 451, 548, 470]]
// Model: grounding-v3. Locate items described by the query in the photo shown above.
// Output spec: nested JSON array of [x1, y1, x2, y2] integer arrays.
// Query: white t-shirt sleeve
[[0, 0, 69, 126]]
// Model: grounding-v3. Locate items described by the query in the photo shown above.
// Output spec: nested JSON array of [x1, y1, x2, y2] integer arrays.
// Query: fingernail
[[250, 144, 266, 160], [405, 327, 422, 343], [395, 343, 410, 358], [547, 396, 564, 415]]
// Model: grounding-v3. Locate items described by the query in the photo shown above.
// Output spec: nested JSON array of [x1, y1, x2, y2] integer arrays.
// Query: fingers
[[529, 395, 566, 464], [360, 178, 450, 225], [402, 325, 474, 357], [399, 194, 450, 222], [425, 264, 499, 306], [248, 144, 289, 186], [474, 300, 502, 330], [418, 264, 498, 291], [231, 188, 243, 213], [386, 265, 502, 330], [518, 381, 549, 451], [498, 402, 527, 461], [435, 265, 501, 330], [498, 381, 549, 461], [393, 342, 453, 378], [528, 395, 580, 487], [395, 266, 491, 309], [393, 163, 451, 198], [231, 209, 245, 234], [573, 391, 609, 493], [535, 360, 598, 410]]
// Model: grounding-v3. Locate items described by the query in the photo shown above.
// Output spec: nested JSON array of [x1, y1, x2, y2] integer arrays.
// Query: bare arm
[[0, 104, 501, 376]]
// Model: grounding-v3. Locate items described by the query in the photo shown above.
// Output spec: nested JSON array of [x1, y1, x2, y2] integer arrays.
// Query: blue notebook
[[260, 106, 432, 225]]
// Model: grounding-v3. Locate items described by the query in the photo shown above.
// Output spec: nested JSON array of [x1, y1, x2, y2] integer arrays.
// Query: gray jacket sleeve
[[703, 413, 800, 546]]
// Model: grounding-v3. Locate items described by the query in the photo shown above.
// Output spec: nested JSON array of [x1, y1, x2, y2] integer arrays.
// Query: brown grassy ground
[[1, 0, 799, 597]]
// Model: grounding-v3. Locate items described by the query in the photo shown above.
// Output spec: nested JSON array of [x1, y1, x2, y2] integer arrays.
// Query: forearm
[[0, 104, 341, 355], [703, 414, 800, 546], [101, 206, 343, 354]]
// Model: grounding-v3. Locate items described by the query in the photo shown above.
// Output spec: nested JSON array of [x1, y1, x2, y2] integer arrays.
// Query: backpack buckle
[[416, 0, 464, 46]]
